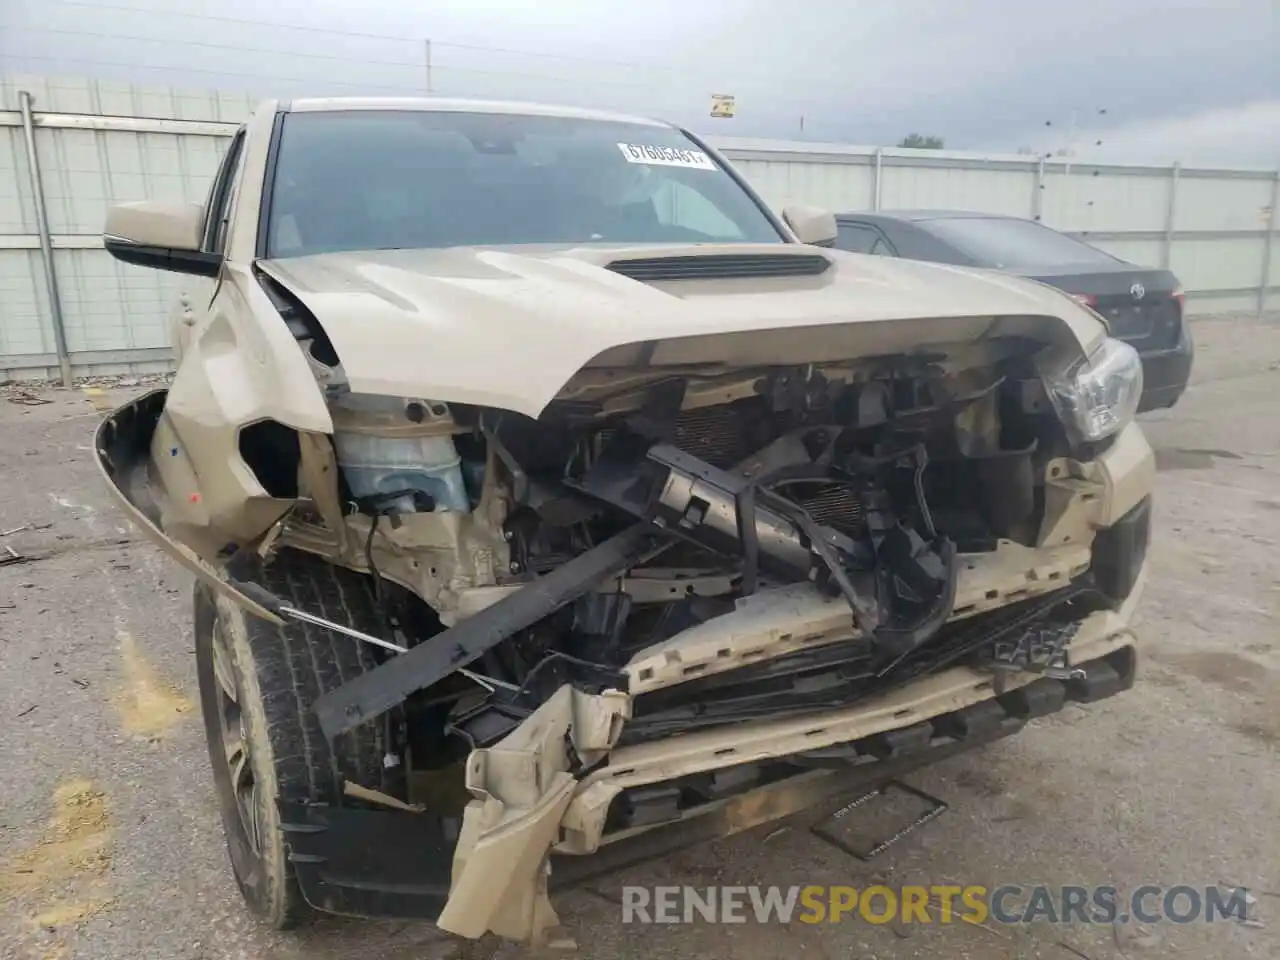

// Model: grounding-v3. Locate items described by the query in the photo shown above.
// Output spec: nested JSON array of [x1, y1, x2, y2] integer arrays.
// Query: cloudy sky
[[2, 0, 1278, 166]]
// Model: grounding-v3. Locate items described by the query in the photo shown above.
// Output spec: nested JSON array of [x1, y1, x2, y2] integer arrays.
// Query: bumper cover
[[281, 569, 1145, 943], [1136, 333, 1193, 413]]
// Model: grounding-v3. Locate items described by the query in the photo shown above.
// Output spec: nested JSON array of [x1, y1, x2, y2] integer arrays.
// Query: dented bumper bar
[[280, 566, 1144, 944], [281, 638, 1137, 932]]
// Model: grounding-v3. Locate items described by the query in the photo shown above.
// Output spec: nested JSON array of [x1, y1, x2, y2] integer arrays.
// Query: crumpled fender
[[436, 685, 630, 945], [151, 264, 332, 561], [94, 264, 338, 622], [94, 388, 284, 623]]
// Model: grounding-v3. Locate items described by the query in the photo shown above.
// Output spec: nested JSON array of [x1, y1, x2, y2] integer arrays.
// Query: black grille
[[673, 405, 759, 468], [607, 253, 832, 282], [789, 481, 865, 534], [672, 405, 864, 534]]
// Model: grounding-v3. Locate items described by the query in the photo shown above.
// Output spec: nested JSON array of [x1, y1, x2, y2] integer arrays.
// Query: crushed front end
[[274, 329, 1152, 944], [96, 282, 1153, 946]]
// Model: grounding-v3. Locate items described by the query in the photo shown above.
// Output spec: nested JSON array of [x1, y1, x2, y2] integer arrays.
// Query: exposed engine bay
[[93, 309, 1153, 948], [292, 345, 1095, 759]]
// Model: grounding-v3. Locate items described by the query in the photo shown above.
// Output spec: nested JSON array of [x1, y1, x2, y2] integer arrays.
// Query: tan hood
[[259, 243, 1105, 418]]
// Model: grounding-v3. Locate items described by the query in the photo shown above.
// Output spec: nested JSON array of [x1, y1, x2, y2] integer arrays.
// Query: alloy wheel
[[210, 616, 261, 856]]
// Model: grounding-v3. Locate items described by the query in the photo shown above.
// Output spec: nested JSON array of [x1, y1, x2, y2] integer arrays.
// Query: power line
[[22, 27, 426, 69], [10, 26, 686, 95], [0, 54, 420, 94], [2, 46, 855, 141], [24, 0, 454, 45], [26, 0, 701, 77], [9, 0, 868, 128], [0, 51, 727, 113], [3, 49, 689, 101], [22, 0, 827, 98]]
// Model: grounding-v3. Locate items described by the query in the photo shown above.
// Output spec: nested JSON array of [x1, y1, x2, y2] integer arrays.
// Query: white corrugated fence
[[2, 75, 1278, 381]]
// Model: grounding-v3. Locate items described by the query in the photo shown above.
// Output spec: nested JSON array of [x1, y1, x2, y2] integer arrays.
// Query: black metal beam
[[313, 524, 666, 739]]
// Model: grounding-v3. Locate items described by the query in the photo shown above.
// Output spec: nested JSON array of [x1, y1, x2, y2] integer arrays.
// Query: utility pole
[[1064, 108, 1078, 175], [424, 39, 433, 95], [1046, 107, 1106, 175]]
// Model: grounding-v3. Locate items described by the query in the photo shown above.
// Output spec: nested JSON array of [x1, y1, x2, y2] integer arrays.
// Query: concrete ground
[[1, 314, 1277, 960]]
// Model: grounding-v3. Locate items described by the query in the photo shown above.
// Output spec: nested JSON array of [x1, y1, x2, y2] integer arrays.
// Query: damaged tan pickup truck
[[96, 97, 1154, 946]]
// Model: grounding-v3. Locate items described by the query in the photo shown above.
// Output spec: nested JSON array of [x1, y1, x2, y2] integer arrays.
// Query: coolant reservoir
[[330, 395, 470, 513]]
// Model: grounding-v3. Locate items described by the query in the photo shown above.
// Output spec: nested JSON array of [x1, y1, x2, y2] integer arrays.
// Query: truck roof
[[284, 96, 669, 128]]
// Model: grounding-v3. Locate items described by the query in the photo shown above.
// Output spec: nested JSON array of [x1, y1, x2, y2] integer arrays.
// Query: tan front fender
[[94, 389, 284, 624]]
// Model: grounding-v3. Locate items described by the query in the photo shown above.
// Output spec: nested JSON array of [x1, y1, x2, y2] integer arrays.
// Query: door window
[[868, 235, 896, 256], [837, 222, 898, 256], [202, 129, 246, 255]]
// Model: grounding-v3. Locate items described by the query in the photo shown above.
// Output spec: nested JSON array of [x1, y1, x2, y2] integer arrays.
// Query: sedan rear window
[[919, 216, 1120, 272], [264, 110, 784, 257]]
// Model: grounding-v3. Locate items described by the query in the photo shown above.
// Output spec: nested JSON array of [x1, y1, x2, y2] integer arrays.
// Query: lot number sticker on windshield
[[617, 142, 717, 170]]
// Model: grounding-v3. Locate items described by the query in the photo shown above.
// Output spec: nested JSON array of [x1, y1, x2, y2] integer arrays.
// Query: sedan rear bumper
[[1136, 330, 1194, 413]]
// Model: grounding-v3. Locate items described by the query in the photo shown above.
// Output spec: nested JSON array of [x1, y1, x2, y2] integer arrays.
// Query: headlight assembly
[[1043, 337, 1143, 443]]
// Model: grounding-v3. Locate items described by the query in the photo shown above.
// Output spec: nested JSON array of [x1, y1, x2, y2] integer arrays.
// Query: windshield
[[920, 216, 1120, 272], [264, 110, 785, 257]]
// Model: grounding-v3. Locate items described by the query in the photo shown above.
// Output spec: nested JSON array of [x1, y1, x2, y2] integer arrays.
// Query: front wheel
[[194, 550, 390, 928]]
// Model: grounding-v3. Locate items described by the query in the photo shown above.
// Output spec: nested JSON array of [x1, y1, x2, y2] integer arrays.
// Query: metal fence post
[[1260, 170, 1279, 319], [18, 90, 73, 388], [1162, 162, 1180, 270], [872, 148, 883, 211], [1032, 156, 1045, 221]]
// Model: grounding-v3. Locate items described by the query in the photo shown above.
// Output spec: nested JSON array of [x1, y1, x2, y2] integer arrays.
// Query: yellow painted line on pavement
[[81, 387, 114, 412]]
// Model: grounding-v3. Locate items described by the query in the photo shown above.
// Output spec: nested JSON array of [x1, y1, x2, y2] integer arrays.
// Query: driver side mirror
[[104, 201, 221, 277], [781, 205, 838, 247]]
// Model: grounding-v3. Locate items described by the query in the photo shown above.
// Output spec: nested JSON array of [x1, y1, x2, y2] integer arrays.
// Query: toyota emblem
[[1130, 282, 1145, 301]]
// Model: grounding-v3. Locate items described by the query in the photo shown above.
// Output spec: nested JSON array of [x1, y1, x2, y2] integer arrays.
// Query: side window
[[837, 222, 898, 256], [836, 223, 880, 253], [869, 236, 897, 256], [652, 180, 740, 238], [202, 129, 246, 255]]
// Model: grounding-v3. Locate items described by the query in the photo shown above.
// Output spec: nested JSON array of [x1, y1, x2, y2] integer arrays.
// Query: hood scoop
[[606, 252, 832, 283]]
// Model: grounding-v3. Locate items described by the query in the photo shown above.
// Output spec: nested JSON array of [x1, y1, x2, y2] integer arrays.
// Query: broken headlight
[[1043, 337, 1143, 443]]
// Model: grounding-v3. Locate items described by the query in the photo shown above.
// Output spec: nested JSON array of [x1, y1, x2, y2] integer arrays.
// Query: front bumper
[[280, 568, 1146, 943], [281, 641, 1138, 922]]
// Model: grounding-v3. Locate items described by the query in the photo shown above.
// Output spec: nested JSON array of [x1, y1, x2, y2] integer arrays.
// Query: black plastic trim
[[202, 128, 246, 255], [997, 677, 1067, 719], [103, 238, 221, 278], [254, 111, 287, 259], [1090, 495, 1152, 606], [312, 525, 666, 739], [281, 803, 456, 919], [607, 253, 832, 282]]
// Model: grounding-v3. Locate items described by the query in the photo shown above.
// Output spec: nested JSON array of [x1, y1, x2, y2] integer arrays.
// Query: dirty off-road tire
[[194, 549, 388, 928]]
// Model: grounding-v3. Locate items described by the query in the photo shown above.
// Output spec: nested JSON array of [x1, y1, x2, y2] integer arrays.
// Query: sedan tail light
[[1069, 292, 1098, 308]]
